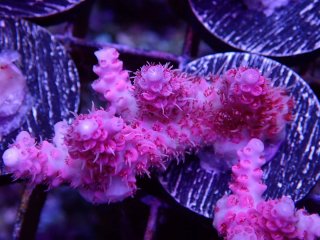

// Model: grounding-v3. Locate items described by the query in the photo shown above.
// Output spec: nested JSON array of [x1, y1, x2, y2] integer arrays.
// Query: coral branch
[[202, 66, 293, 171], [3, 121, 69, 187], [213, 139, 320, 240], [91, 47, 137, 121], [2, 48, 294, 204]]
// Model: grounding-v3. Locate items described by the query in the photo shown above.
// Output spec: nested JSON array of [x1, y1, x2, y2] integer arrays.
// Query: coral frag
[[213, 139, 320, 240], [3, 47, 294, 204]]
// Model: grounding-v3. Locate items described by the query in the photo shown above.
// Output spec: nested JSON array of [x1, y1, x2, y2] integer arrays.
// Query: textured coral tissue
[[3, 47, 294, 205], [3, 47, 319, 239], [213, 139, 320, 240]]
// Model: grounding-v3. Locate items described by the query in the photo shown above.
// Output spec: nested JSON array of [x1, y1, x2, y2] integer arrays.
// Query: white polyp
[[76, 119, 98, 139], [105, 176, 132, 201], [274, 200, 295, 218], [107, 117, 124, 133], [52, 121, 68, 149], [143, 66, 164, 82], [2, 148, 20, 167], [248, 138, 264, 153], [94, 48, 116, 66], [241, 69, 260, 85]]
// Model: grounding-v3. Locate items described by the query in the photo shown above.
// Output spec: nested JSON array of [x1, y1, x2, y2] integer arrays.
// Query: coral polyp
[[2, 47, 294, 204], [91, 47, 137, 121]]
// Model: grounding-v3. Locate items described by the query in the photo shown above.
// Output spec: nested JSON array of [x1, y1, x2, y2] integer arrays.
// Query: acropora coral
[[213, 138, 320, 240], [3, 47, 294, 204]]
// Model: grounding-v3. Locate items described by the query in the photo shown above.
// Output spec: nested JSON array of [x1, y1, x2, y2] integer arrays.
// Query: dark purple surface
[[0, 0, 86, 19], [189, 0, 320, 57]]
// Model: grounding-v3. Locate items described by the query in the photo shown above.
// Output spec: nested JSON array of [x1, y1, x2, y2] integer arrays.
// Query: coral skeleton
[[3, 47, 293, 204], [213, 138, 320, 240]]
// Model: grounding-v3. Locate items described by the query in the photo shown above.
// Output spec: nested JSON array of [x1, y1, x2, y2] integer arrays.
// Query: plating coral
[[2, 47, 294, 204], [213, 139, 320, 240]]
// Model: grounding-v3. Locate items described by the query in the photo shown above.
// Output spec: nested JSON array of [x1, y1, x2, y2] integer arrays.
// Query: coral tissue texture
[[3, 47, 293, 204], [213, 139, 320, 240]]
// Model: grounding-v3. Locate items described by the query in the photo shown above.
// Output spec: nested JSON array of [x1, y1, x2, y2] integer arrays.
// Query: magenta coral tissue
[[2, 47, 294, 204], [199, 66, 293, 171], [91, 47, 138, 122], [213, 139, 320, 240]]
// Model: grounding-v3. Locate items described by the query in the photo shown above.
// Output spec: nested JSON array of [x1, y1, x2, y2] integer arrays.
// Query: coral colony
[[2, 47, 292, 201], [2, 47, 318, 237], [213, 139, 320, 240], [0, 51, 29, 137]]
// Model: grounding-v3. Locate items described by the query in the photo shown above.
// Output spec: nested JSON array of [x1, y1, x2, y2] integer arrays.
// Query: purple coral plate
[[0, 0, 88, 23], [189, 0, 320, 57], [159, 52, 320, 218]]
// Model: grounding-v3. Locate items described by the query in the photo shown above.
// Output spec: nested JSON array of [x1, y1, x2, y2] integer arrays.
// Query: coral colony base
[[2, 47, 319, 238], [214, 139, 320, 240], [3, 47, 293, 203]]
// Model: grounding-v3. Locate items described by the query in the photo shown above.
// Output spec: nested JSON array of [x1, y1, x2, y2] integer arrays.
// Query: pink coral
[[2, 48, 294, 205], [214, 67, 293, 141], [213, 138, 320, 240], [201, 67, 293, 171], [2, 121, 69, 187], [134, 64, 190, 121], [64, 109, 162, 203], [91, 47, 137, 121], [133, 64, 219, 156]]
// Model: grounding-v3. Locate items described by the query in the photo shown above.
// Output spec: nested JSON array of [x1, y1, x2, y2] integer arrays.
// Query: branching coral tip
[[213, 139, 320, 240]]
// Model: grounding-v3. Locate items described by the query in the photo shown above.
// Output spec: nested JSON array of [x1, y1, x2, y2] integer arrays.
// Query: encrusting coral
[[3, 47, 294, 204], [213, 138, 320, 240]]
